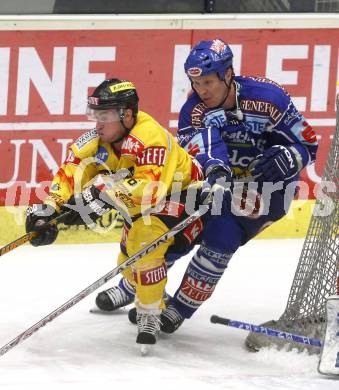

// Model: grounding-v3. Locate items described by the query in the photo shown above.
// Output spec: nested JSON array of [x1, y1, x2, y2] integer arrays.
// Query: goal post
[[245, 94, 339, 354]]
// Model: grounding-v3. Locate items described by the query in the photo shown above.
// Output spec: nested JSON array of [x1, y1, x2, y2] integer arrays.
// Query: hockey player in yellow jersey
[[25, 78, 203, 350]]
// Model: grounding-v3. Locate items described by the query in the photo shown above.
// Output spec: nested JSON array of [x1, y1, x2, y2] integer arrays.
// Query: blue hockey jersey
[[177, 76, 318, 179]]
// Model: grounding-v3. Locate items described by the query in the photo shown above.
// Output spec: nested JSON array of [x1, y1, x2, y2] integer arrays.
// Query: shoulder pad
[[72, 129, 100, 158]]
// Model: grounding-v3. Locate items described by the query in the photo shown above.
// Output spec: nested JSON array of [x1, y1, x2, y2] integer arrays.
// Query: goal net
[[245, 94, 339, 354]]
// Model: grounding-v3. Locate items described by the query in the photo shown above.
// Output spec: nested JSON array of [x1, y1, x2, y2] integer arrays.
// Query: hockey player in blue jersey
[[95, 39, 318, 334], [157, 38, 318, 332]]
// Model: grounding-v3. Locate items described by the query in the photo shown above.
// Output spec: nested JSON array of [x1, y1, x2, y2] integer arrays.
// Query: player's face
[[96, 119, 126, 143], [190, 73, 228, 108], [87, 108, 128, 143]]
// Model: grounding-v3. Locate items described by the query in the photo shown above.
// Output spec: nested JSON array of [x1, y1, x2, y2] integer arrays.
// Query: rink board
[[0, 199, 315, 245], [0, 15, 337, 245]]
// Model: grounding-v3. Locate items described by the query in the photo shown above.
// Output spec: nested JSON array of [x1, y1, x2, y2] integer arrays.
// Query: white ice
[[0, 239, 337, 390]]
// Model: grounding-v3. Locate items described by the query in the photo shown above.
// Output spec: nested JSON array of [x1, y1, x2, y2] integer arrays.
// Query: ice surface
[[0, 239, 337, 390]]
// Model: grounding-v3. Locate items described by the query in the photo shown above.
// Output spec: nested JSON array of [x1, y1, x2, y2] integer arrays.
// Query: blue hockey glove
[[200, 166, 233, 215], [251, 145, 303, 183], [25, 204, 58, 246]]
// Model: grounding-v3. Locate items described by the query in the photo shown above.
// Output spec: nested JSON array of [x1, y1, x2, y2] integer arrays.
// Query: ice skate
[[160, 304, 185, 334], [136, 312, 161, 355], [128, 292, 171, 324], [94, 279, 135, 312]]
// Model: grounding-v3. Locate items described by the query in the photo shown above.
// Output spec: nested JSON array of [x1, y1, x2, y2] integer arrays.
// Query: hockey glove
[[199, 166, 233, 215], [25, 204, 59, 247], [251, 145, 303, 183], [62, 185, 115, 225]]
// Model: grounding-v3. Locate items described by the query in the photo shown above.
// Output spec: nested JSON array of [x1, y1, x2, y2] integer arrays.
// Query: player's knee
[[126, 216, 172, 259], [203, 215, 242, 253]]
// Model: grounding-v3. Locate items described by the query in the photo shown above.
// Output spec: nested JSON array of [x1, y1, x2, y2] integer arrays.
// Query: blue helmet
[[184, 39, 233, 80]]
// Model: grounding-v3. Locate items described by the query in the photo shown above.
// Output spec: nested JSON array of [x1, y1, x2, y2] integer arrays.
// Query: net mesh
[[245, 94, 339, 354]]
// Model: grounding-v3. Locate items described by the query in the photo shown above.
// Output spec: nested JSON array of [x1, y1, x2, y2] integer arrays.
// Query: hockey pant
[[115, 187, 204, 309], [171, 182, 296, 318], [116, 245, 195, 303], [118, 215, 174, 314]]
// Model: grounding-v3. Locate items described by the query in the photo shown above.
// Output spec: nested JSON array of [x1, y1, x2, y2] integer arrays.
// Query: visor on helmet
[[86, 107, 123, 123]]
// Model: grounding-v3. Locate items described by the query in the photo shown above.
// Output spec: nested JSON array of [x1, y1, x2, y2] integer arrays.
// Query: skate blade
[[89, 307, 115, 315], [89, 307, 130, 316], [140, 344, 152, 356]]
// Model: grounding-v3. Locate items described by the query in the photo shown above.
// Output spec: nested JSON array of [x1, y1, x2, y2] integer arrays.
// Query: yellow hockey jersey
[[45, 111, 202, 217]]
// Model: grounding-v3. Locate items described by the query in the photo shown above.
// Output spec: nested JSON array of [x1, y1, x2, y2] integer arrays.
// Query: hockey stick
[[0, 169, 133, 258], [210, 315, 322, 347], [0, 206, 208, 357], [0, 171, 255, 259], [0, 210, 74, 258]]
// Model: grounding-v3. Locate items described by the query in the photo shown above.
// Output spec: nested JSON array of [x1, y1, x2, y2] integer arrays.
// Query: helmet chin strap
[[216, 78, 233, 109], [111, 109, 134, 144], [211, 77, 243, 121], [111, 129, 129, 144]]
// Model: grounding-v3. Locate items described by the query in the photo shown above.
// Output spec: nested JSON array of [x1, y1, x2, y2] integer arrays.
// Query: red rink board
[[0, 29, 338, 205]]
